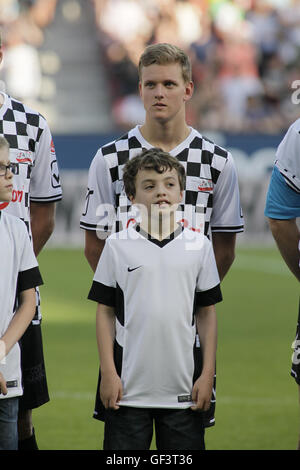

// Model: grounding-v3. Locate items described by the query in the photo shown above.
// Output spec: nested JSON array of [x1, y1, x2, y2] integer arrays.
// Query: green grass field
[[33, 246, 299, 450]]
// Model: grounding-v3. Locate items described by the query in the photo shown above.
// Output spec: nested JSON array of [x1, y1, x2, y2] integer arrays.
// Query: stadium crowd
[[1, 0, 300, 134], [0, 0, 57, 106], [92, 0, 300, 133]]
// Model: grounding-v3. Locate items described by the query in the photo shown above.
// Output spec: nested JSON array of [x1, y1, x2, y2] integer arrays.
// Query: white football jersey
[[0, 212, 43, 399], [89, 225, 222, 409], [275, 118, 300, 193]]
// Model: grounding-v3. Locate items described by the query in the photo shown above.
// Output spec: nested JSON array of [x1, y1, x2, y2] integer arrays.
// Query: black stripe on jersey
[[195, 284, 222, 307], [282, 174, 300, 194], [88, 280, 116, 307], [17, 266, 43, 293], [88, 281, 124, 326], [30, 195, 63, 202], [211, 225, 244, 232], [80, 221, 97, 230]]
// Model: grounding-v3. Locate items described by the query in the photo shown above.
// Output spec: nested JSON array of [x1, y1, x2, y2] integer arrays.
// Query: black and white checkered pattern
[[0, 96, 43, 152], [81, 126, 244, 237], [1, 93, 62, 324]]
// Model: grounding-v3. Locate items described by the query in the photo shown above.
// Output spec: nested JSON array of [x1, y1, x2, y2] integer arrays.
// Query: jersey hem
[[211, 225, 244, 232], [30, 195, 62, 203]]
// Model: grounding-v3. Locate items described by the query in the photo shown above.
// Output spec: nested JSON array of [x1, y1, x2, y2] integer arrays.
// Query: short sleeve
[[210, 153, 244, 233], [88, 238, 117, 306], [29, 120, 62, 203], [275, 120, 300, 192], [80, 150, 116, 232], [18, 223, 43, 292], [265, 166, 300, 220], [195, 238, 222, 306]]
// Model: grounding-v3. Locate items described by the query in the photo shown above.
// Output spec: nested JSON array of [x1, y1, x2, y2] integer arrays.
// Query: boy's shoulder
[[93, 126, 142, 163], [0, 211, 28, 234], [106, 225, 140, 243]]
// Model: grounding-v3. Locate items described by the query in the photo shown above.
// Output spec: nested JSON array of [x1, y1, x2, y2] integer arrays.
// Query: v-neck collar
[[134, 223, 184, 248], [134, 125, 197, 155]]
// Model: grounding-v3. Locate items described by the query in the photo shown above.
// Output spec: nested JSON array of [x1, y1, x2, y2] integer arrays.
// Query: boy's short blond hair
[[123, 148, 186, 199], [138, 43, 192, 83]]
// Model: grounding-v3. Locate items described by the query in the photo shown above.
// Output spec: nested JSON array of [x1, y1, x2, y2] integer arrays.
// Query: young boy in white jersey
[[88, 148, 222, 450], [0, 137, 43, 450]]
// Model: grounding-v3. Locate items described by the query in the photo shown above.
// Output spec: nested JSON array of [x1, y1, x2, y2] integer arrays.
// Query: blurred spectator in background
[[0, 0, 57, 107], [92, 0, 300, 134], [2, 0, 300, 134]]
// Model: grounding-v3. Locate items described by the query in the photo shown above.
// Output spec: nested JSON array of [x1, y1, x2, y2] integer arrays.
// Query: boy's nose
[[155, 85, 164, 98], [6, 168, 13, 178], [157, 186, 166, 196]]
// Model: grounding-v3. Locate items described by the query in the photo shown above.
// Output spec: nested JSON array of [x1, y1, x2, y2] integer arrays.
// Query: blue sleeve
[[265, 166, 300, 219]]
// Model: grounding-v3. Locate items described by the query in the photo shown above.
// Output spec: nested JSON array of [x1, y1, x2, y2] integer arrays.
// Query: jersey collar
[[134, 223, 184, 248]]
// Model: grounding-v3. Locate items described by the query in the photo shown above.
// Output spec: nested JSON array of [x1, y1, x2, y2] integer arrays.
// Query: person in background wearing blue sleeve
[[265, 118, 300, 449]]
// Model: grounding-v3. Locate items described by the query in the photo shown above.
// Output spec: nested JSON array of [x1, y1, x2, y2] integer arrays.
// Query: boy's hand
[[0, 372, 7, 396], [190, 374, 213, 411], [100, 371, 123, 410]]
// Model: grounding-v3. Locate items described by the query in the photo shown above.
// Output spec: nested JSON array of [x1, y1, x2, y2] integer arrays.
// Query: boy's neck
[[140, 213, 180, 241], [140, 119, 191, 153]]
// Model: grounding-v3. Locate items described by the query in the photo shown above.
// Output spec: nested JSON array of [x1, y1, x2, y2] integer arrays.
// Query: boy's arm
[[96, 303, 123, 409], [85, 231, 106, 272], [211, 232, 236, 281], [0, 288, 36, 362], [30, 202, 56, 256], [268, 218, 300, 282], [191, 304, 217, 411], [0, 372, 7, 396]]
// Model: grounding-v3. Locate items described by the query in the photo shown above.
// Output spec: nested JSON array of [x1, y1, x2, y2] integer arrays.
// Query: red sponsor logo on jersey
[[16, 151, 32, 164], [198, 179, 213, 192], [11, 190, 23, 203], [127, 218, 136, 228], [0, 191, 24, 207], [11, 189, 24, 202], [179, 219, 203, 233], [50, 139, 55, 154]]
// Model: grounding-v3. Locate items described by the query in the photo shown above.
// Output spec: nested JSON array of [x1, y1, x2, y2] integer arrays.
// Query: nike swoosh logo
[[128, 266, 142, 272]]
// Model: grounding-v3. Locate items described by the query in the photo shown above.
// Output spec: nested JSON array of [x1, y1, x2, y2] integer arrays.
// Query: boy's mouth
[[155, 200, 170, 207]]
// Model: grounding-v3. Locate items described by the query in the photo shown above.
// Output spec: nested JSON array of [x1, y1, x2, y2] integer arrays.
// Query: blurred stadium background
[[1, 0, 300, 450], [2, 0, 300, 247]]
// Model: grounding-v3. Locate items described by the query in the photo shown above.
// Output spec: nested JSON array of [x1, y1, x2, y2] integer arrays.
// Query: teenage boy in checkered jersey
[[0, 33, 62, 449], [81, 43, 243, 436]]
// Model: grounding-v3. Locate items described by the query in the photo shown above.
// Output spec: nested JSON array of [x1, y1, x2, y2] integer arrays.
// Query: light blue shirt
[[265, 166, 300, 220]]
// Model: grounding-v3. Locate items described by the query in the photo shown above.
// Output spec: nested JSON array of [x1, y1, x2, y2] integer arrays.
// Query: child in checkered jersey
[[0, 137, 43, 449]]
